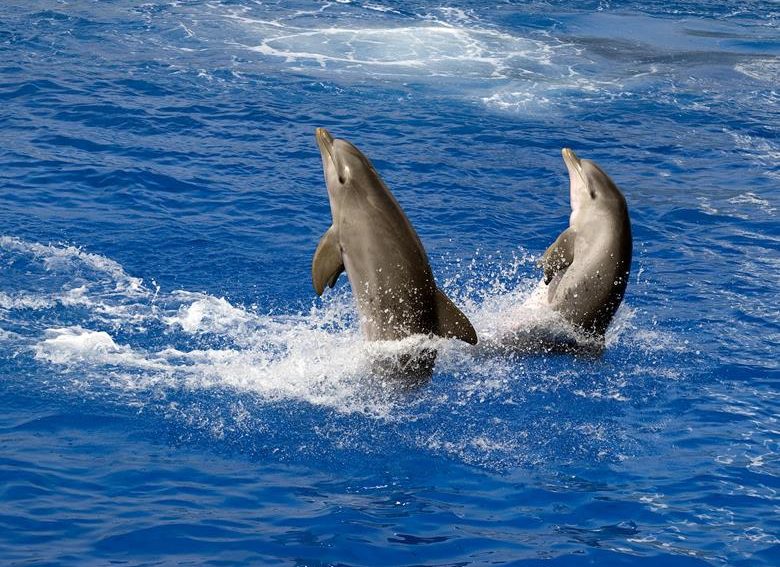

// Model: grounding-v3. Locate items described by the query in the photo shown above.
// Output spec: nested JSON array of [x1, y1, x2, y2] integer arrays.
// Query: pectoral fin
[[539, 228, 576, 284], [433, 288, 478, 345], [312, 226, 344, 295]]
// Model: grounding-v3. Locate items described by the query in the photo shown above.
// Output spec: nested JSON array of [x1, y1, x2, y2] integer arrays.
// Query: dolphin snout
[[315, 128, 336, 166], [315, 127, 334, 148], [562, 147, 588, 196], [562, 147, 581, 169]]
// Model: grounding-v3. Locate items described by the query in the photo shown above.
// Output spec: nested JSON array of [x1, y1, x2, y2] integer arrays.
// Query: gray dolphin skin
[[312, 128, 477, 376], [539, 148, 632, 338]]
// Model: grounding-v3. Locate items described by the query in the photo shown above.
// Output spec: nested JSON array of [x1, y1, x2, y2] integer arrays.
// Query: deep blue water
[[1, 1, 778, 565]]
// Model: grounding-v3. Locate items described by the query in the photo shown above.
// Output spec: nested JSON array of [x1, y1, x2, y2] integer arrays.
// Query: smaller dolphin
[[539, 148, 632, 339], [312, 128, 477, 378]]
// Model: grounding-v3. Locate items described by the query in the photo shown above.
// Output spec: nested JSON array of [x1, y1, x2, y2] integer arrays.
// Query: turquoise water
[[1, 1, 778, 564]]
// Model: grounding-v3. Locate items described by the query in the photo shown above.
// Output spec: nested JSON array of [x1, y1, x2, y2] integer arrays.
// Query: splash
[[210, 2, 596, 113], [1, 236, 666, 469], [245, 22, 554, 80]]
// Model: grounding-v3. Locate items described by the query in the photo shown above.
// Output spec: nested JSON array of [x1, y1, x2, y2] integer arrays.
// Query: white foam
[[481, 88, 552, 112], [246, 23, 546, 80], [0, 236, 145, 294], [165, 293, 254, 334], [169, 3, 711, 113], [0, 327, 20, 342], [60, 285, 92, 306], [31, 318, 414, 418], [216, 5, 580, 112], [435, 7, 473, 24], [36, 327, 125, 364], [0, 292, 56, 311], [734, 57, 780, 83], [363, 3, 400, 14], [1, 235, 674, 467], [4, 236, 652, 428], [728, 192, 777, 214], [0, 287, 95, 315]]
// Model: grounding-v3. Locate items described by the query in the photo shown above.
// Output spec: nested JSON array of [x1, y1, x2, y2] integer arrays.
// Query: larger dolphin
[[312, 128, 477, 377], [539, 148, 632, 339]]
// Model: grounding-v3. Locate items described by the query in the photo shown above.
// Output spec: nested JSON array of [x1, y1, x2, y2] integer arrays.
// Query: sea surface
[[1, 1, 778, 565]]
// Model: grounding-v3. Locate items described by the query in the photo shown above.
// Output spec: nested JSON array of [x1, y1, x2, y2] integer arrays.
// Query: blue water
[[1, 1, 778, 564]]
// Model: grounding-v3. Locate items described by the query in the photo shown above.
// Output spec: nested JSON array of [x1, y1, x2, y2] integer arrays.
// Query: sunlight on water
[[246, 22, 555, 79], [179, 1, 779, 118], [208, 3, 610, 112]]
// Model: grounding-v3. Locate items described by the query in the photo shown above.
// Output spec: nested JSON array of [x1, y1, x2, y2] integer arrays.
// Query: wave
[[734, 56, 780, 84], [1, 235, 674, 468], [209, 3, 606, 113], [244, 22, 555, 81], [201, 3, 778, 115], [2, 236, 629, 385]]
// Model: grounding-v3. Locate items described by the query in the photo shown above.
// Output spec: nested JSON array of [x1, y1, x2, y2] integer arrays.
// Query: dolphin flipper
[[433, 289, 478, 345], [312, 226, 344, 295], [540, 227, 576, 285]]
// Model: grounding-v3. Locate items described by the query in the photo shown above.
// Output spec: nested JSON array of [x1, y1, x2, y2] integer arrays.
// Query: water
[[1, 1, 778, 564]]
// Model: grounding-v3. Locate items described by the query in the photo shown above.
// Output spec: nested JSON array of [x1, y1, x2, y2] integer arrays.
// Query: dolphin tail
[[433, 288, 478, 345]]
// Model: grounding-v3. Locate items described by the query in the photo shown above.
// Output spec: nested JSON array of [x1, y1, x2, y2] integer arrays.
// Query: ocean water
[[1, 0, 778, 564]]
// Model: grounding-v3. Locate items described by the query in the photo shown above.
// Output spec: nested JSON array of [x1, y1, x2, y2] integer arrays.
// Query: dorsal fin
[[433, 288, 478, 345]]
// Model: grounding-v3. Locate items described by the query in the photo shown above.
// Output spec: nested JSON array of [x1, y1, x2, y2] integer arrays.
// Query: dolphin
[[539, 148, 632, 339], [311, 128, 477, 378]]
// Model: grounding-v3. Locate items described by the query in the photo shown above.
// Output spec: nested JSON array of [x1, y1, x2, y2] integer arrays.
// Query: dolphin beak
[[562, 147, 586, 184], [315, 127, 335, 164], [562, 147, 581, 170]]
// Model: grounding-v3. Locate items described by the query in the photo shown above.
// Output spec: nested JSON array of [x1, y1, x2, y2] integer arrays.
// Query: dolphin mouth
[[562, 147, 581, 171], [562, 147, 587, 185], [315, 127, 335, 165]]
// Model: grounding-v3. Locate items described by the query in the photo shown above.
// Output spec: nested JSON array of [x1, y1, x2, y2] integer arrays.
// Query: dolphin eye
[[339, 176, 345, 184]]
